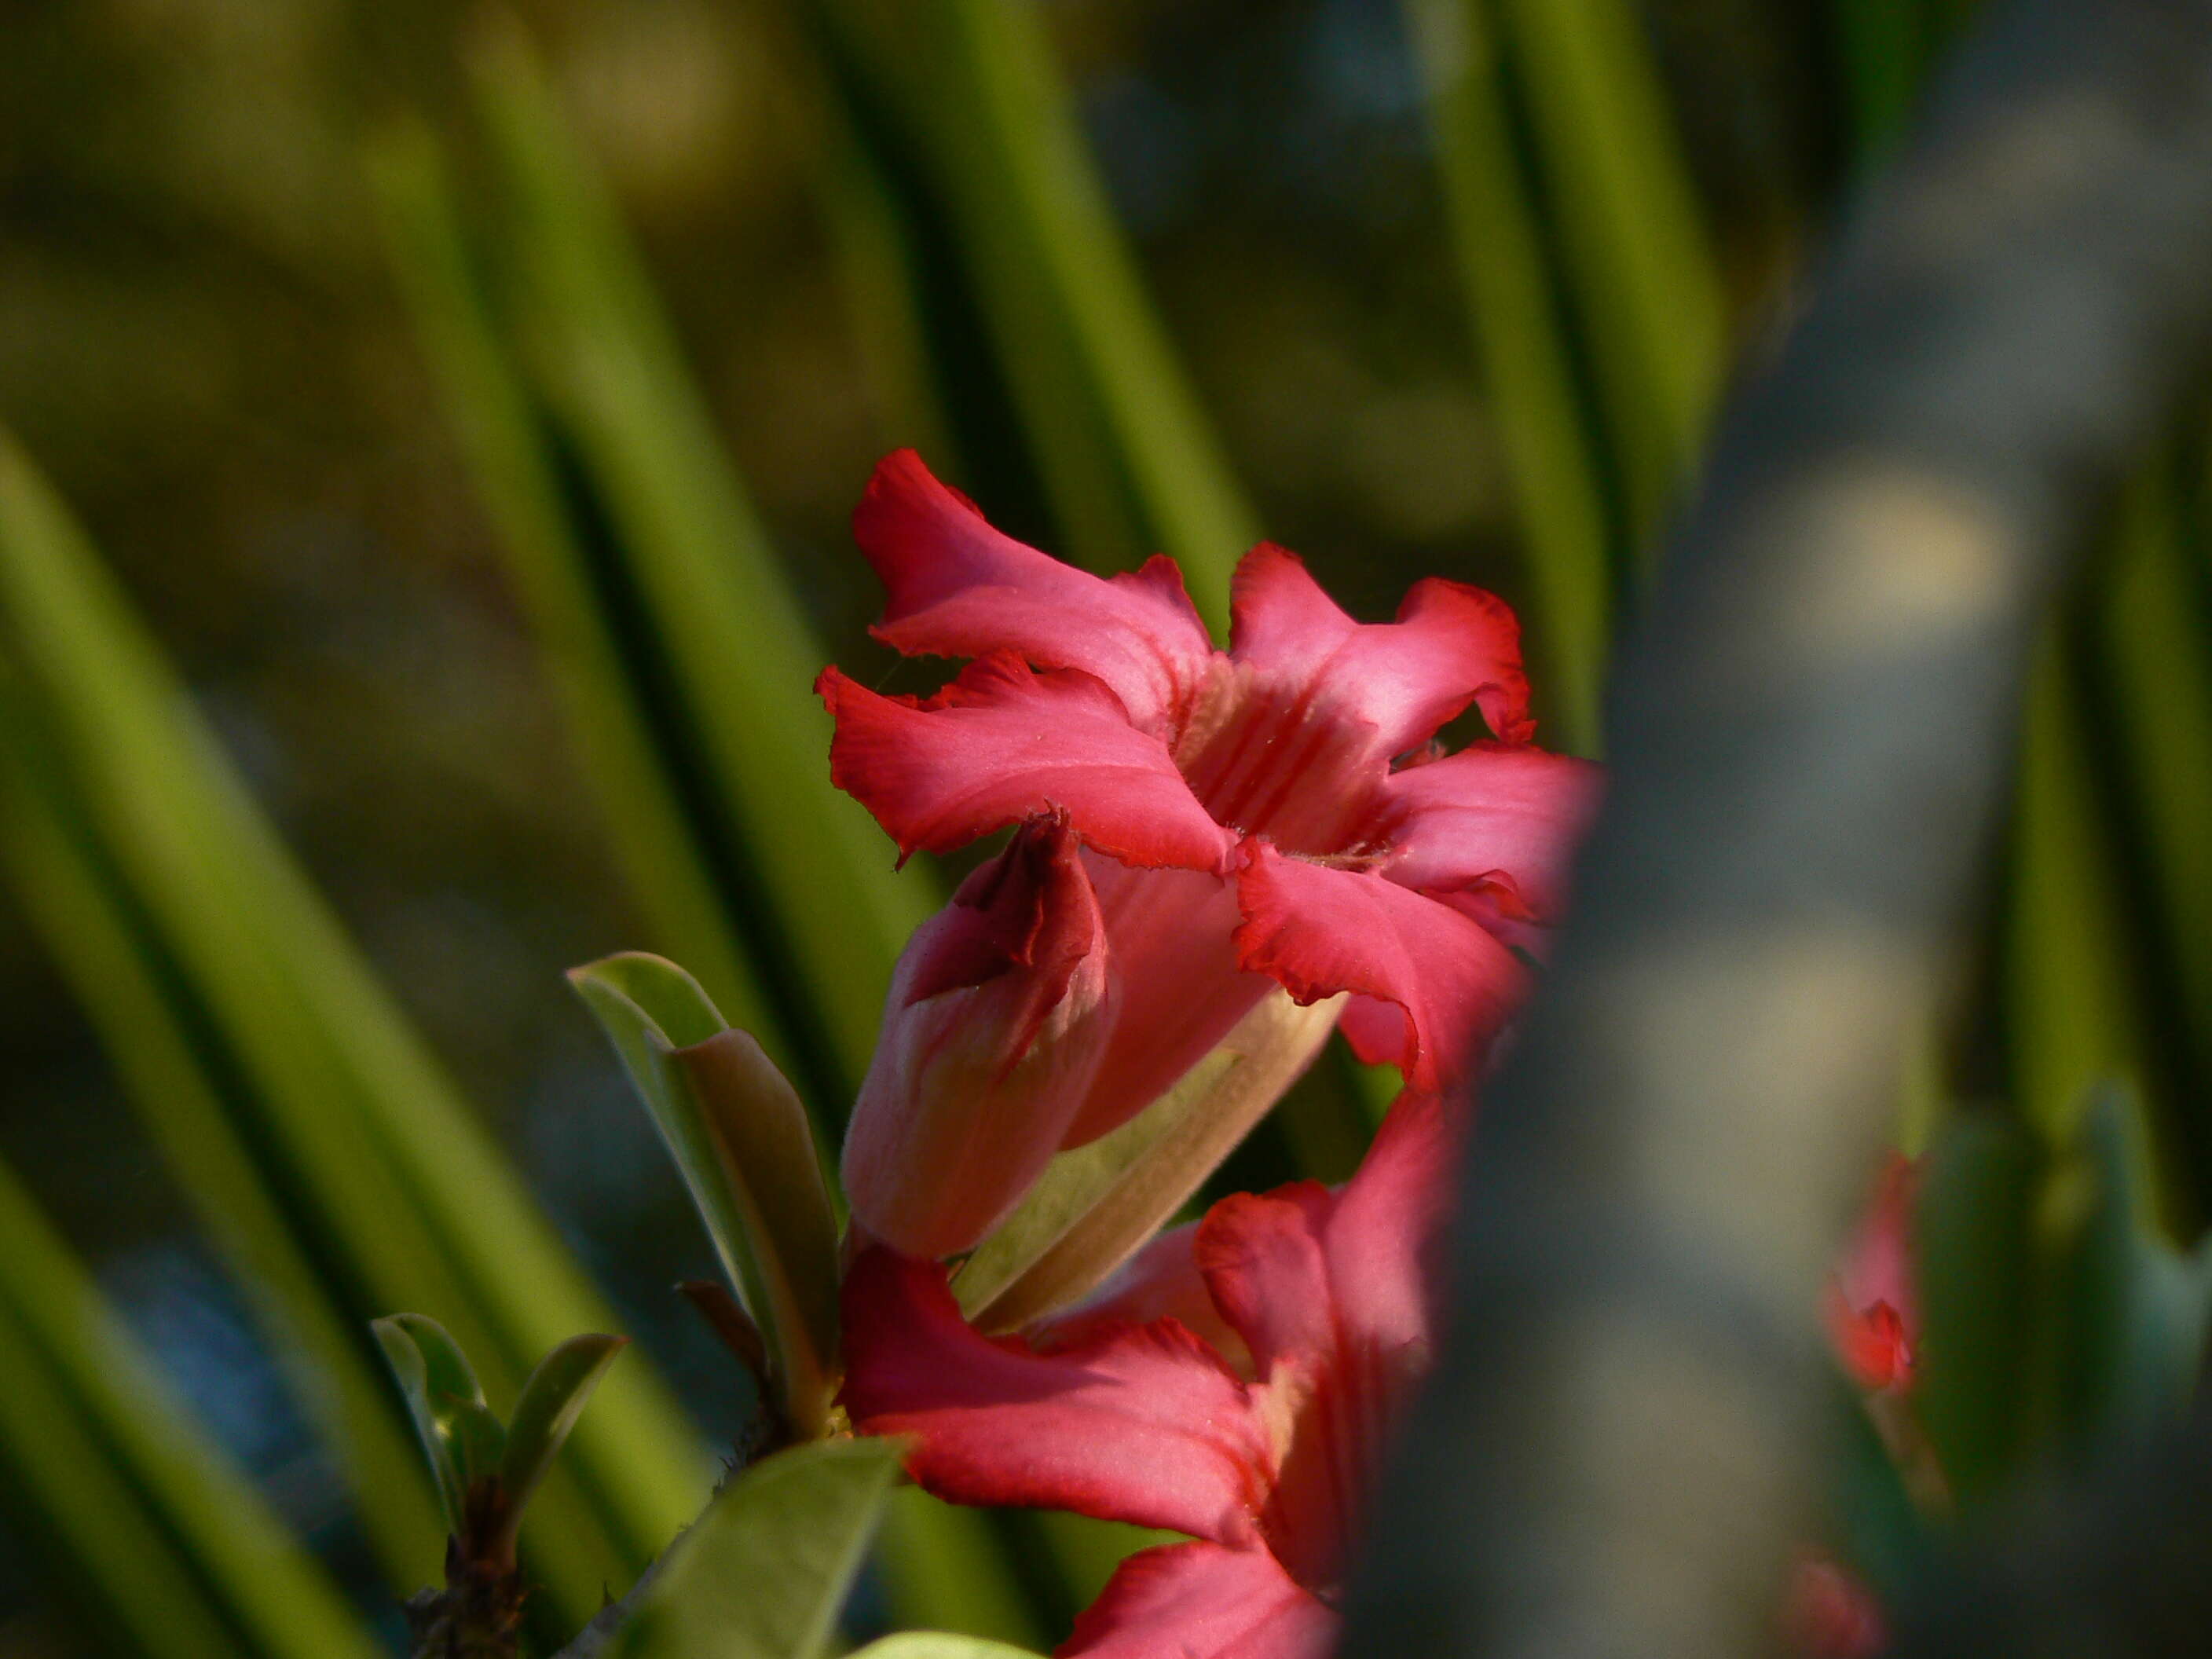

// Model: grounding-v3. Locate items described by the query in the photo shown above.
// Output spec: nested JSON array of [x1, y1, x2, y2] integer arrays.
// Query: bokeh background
[[13, 1, 2212, 1654]]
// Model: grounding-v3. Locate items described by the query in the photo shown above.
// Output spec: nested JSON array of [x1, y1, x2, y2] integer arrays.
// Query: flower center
[[1171, 660, 1392, 857]]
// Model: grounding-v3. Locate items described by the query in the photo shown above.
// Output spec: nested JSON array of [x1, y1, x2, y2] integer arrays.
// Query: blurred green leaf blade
[[2048, 1088, 2212, 1459], [1913, 1111, 2044, 1508], [0, 431, 708, 1619], [461, 26, 936, 1104], [612, 1438, 902, 1659], [1402, 0, 1613, 753], [0, 1155, 386, 1659]]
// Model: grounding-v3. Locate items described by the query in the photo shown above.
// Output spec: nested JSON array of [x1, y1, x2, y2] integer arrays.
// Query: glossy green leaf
[[386, 1312, 490, 1416], [0, 433, 707, 1620], [374, 1319, 469, 1533], [571, 953, 840, 1436], [1913, 1111, 2044, 1508], [373, 1316, 507, 1522], [500, 1335, 631, 1529], [2047, 1088, 2212, 1459], [610, 1438, 902, 1659], [1402, 0, 1612, 753], [1487, 0, 1725, 535], [0, 1156, 383, 1659], [465, 27, 936, 1103], [958, 991, 1343, 1331]]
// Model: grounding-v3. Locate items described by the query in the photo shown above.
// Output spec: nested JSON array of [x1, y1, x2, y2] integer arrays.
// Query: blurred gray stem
[[1337, 2, 2212, 1656]]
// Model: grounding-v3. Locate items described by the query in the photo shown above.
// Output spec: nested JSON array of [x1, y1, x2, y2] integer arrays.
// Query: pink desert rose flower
[[842, 815, 1117, 1257], [819, 451, 1598, 1168], [841, 1090, 1458, 1659], [1826, 1152, 1917, 1391]]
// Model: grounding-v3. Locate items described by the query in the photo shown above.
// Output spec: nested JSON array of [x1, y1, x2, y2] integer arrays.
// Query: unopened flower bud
[[843, 815, 1116, 1257]]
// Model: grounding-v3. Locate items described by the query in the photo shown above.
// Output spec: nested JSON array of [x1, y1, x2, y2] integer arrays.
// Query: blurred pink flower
[[819, 451, 1597, 1156], [1784, 1555, 1888, 1658], [840, 1091, 1458, 1659], [1826, 1152, 1918, 1391]]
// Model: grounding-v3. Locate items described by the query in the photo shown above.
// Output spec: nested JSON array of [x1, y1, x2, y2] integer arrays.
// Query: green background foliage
[[2, 0, 2209, 1653]]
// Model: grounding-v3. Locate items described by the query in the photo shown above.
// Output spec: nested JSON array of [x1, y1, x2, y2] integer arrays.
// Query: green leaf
[[811, 0, 1258, 627], [849, 1638, 1046, 1659], [571, 953, 841, 1435], [872, 1491, 1050, 1652], [463, 26, 936, 1102], [373, 1316, 507, 1516], [1401, 0, 1613, 754], [611, 1439, 903, 1659], [2093, 456, 2212, 1208], [1830, 0, 1931, 163], [385, 1312, 490, 1416], [363, 119, 792, 1082], [374, 1319, 469, 1534], [448, 1401, 509, 1497], [2048, 1087, 2212, 1459], [1487, 0, 1725, 536], [957, 991, 1343, 1330], [1822, 1373, 1935, 1609], [0, 1155, 383, 1659], [2008, 628, 2143, 1143], [500, 1335, 631, 1531], [1914, 1111, 2045, 1508], [0, 430, 707, 1621]]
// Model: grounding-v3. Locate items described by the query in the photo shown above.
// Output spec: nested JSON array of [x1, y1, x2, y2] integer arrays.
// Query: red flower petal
[[821, 654, 1236, 871], [1382, 742, 1602, 921], [1061, 858, 1278, 1148], [1307, 1088, 1458, 1357], [1233, 843, 1529, 1090], [854, 450, 1213, 731], [1229, 544, 1535, 755], [1058, 1542, 1337, 1659], [1029, 1220, 1254, 1377], [1192, 1093, 1452, 1586], [840, 1246, 1275, 1546]]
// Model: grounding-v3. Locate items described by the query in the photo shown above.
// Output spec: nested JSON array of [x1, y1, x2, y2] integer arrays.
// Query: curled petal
[[840, 1247, 1275, 1546], [855, 449, 1213, 731], [1229, 544, 1534, 755], [1382, 742, 1602, 921], [842, 819, 1116, 1258], [1234, 843, 1529, 1090], [821, 654, 1236, 871], [1059, 1542, 1337, 1659]]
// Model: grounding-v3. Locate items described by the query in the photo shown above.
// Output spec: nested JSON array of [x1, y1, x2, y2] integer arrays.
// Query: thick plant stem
[[1339, 2, 2212, 1656], [406, 1540, 529, 1659]]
